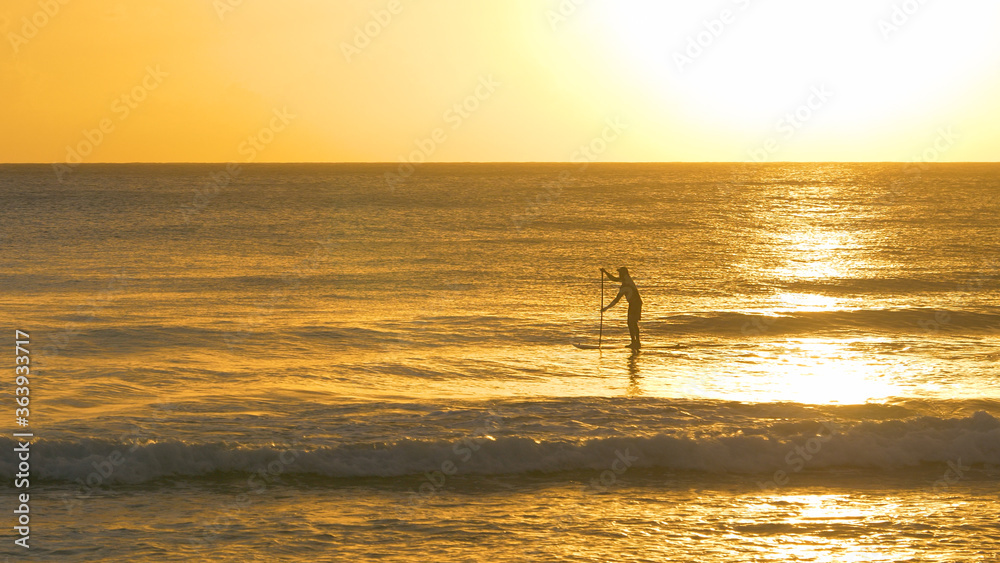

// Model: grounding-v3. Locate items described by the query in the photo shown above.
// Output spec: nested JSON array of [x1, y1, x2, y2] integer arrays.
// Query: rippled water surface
[[2, 163, 999, 561]]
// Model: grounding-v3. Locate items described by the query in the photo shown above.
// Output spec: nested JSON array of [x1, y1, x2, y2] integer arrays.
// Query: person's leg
[[627, 309, 640, 348]]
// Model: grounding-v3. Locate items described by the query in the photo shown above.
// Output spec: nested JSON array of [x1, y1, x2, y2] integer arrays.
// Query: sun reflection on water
[[741, 494, 925, 563], [687, 338, 902, 405]]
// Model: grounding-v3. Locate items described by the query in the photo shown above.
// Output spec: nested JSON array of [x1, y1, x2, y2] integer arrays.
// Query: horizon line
[[2, 161, 999, 166]]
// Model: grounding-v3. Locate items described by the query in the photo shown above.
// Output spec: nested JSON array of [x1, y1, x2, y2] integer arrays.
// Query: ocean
[[2, 162, 999, 562]]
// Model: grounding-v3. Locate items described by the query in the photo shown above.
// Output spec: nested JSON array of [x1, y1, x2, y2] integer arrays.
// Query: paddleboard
[[572, 343, 687, 350]]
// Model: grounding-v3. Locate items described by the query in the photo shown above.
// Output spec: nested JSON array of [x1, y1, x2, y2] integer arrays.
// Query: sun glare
[[776, 292, 841, 311], [747, 495, 920, 562], [578, 0, 1000, 160], [769, 339, 897, 404], [3, 1, 1000, 161]]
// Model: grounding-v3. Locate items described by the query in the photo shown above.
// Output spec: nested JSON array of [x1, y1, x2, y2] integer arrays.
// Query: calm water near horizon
[[2, 162, 999, 561]]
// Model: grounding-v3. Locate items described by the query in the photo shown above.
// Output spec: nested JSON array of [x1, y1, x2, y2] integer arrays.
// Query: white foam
[[6, 412, 998, 484]]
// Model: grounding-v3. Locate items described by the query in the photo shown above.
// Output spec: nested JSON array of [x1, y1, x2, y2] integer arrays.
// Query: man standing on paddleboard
[[601, 267, 642, 350]]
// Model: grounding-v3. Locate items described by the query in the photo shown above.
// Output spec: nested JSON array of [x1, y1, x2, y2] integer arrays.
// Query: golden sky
[[2, 0, 999, 163]]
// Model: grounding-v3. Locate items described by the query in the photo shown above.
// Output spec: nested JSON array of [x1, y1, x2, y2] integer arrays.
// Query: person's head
[[618, 267, 631, 281]]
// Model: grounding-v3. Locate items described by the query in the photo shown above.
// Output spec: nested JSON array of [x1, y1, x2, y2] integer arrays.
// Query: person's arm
[[602, 288, 624, 312], [601, 268, 620, 282]]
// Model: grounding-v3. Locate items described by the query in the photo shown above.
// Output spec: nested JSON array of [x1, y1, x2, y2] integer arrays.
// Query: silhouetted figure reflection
[[627, 355, 642, 396], [601, 267, 643, 350]]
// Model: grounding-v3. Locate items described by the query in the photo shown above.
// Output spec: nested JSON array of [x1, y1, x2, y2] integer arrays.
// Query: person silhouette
[[601, 267, 643, 349]]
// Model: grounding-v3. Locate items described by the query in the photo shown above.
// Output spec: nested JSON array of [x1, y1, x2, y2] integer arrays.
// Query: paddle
[[599, 267, 604, 348]]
